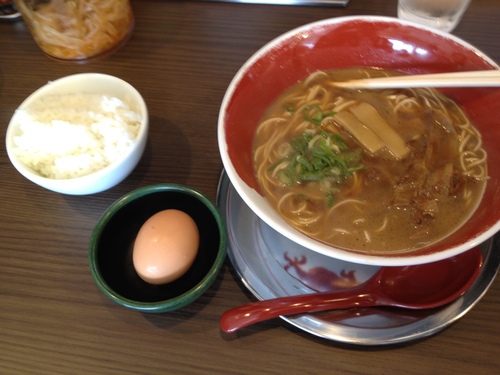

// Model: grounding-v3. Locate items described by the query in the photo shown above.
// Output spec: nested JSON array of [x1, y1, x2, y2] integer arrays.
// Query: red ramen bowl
[[218, 16, 500, 266]]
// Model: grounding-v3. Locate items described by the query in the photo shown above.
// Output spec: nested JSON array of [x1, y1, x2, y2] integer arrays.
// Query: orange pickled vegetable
[[14, 0, 134, 61]]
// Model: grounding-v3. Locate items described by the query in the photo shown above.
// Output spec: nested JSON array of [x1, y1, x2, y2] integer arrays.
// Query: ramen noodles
[[253, 68, 488, 253]]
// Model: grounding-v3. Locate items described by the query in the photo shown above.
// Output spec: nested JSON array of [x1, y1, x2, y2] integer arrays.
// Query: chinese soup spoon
[[220, 247, 483, 333]]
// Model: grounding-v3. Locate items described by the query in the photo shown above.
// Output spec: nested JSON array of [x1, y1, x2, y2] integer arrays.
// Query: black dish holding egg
[[88, 184, 227, 313]]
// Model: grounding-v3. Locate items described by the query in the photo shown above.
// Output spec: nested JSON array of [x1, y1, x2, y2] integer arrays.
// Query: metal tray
[[217, 170, 500, 345], [198, 1, 349, 7]]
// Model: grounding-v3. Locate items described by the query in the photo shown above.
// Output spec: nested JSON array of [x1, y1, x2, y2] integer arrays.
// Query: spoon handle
[[220, 289, 378, 333]]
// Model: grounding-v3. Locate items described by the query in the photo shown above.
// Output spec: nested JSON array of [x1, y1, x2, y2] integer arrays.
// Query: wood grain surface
[[1, 0, 499, 374]]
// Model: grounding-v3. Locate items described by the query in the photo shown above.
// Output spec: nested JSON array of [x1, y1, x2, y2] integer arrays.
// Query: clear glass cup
[[397, 0, 471, 33], [13, 0, 134, 62]]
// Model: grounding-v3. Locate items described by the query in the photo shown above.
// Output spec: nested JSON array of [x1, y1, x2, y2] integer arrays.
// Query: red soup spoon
[[220, 247, 483, 333]]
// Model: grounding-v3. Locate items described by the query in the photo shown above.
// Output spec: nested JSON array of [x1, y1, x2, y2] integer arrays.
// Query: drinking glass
[[398, 0, 471, 33]]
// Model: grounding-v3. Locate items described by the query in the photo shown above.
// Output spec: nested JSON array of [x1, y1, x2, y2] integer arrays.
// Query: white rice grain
[[12, 93, 142, 179]]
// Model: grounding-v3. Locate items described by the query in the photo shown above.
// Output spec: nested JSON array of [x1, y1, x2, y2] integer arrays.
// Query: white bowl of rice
[[6, 73, 148, 195]]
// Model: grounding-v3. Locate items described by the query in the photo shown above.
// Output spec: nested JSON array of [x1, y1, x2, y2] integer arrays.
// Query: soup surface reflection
[[253, 68, 488, 253]]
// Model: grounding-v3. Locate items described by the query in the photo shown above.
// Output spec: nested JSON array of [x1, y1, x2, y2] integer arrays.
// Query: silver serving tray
[[197, 1, 350, 6], [217, 170, 500, 345]]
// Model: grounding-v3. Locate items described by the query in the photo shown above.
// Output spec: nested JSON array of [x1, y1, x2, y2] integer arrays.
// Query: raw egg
[[133, 209, 199, 285]]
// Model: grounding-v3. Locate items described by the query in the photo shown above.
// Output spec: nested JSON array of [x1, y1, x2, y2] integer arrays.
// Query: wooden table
[[1, 1, 499, 373]]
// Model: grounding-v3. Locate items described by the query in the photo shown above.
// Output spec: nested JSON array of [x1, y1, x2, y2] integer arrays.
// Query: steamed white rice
[[12, 93, 142, 179]]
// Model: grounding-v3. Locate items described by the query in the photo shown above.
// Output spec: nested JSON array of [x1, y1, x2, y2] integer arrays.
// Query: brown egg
[[132, 209, 199, 285]]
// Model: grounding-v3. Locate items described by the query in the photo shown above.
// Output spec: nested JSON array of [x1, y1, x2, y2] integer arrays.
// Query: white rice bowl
[[6, 73, 148, 195]]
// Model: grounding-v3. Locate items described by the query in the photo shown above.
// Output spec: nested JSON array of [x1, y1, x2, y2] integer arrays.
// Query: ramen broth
[[253, 68, 488, 253]]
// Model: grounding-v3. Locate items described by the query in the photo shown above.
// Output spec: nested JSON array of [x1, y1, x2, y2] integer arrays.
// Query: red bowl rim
[[218, 16, 500, 266]]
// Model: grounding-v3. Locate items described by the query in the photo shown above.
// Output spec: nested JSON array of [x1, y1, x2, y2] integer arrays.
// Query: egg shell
[[133, 209, 200, 285]]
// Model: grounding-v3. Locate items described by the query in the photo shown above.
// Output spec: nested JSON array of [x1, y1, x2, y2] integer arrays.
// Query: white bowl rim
[[218, 15, 500, 266]]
